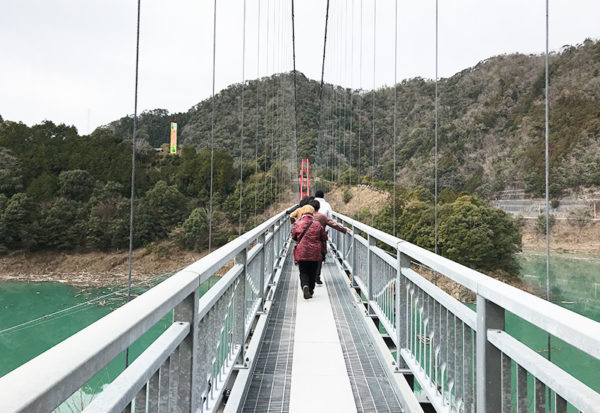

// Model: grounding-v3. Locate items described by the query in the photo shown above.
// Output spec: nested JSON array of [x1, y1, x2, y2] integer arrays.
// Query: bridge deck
[[241, 251, 404, 413]]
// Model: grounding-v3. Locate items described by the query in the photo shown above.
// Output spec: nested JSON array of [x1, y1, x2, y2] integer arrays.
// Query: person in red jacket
[[309, 199, 352, 285], [291, 211, 328, 299]]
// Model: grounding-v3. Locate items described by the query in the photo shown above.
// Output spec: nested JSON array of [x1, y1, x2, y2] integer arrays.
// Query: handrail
[[330, 210, 600, 413], [3, 207, 598, 413], [333, 211, 600, 358], [0, 210, 291, 413], [487, 329, 600, 412]]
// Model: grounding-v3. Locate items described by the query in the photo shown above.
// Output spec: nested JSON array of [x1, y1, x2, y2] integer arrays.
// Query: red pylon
[[299, 159, 310, 202]]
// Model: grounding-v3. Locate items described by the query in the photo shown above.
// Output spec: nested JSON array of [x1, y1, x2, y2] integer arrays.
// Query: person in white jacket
[[313, 190, 334, 269], [314, 190, 332, 219]]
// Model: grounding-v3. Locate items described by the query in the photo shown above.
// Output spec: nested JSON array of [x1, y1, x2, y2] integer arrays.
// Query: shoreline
[[0, 243, 204, 289], [2, 197, 598, 291], [4, 246, 594, 300]]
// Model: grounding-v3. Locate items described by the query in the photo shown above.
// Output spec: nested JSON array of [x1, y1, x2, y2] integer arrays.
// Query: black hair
[[315, 190, 324, 198], [299, 196, 311, 206], [309, 199, 321, 211]]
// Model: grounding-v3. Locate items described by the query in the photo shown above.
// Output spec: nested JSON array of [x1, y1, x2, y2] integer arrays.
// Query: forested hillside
[[2, 40, 599, 277], [108, 39, 600, 198], [0, 121, 289, 253]]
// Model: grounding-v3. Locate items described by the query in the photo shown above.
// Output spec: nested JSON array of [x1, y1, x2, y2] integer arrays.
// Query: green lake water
[[0, 275, 219, 411], [1, 251, 598, 410], [512, 251, 600, 404]]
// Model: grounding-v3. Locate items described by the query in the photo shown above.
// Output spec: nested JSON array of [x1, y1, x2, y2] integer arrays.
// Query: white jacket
[[315, 197, 332, 219]]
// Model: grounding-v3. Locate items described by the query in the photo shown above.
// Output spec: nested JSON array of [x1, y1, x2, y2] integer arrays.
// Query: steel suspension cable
[[333, 5, 337, 178], [274, 2, 279, 201], [393, 0, 398, 237], [371, 0, 376, 225], [349, 0, 355, 186], [434, 0, 439, 260], [276, 2, 282, 201], [338, 1, 342, 182], [339, 2, 343, 183], [239, 0, 247, 235], [343, 0, 349, 183], [269, 0, 275, 203], [317, 0, 331, 171], [332, 4, 338, 182], [208, 0, 217, 252], [282, 2, 288, 197], [263, 0, 270, 213], [291, 0, 300, 197], [544, 0, 552, 367], [357, 0, 363, 220], [125, 0, 142, 369], [254, 0, 261, 225]]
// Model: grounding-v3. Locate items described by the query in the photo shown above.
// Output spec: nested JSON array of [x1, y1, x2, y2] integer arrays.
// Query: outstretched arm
[[325, 217, 348, 233]]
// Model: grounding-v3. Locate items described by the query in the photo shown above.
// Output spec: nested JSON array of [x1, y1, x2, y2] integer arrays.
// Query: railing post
[[476, 295, 505, 413], [270, 225, 276, 280], [259, 232, 266, 312], [341, 220, 347, 261], [351, 227, 358, 286], [275, 220, 281, 257], [235, 247, 247, 367], [173, 287, 199, 412], [367, 234, 376, 314], [396, 246, 409, 369]]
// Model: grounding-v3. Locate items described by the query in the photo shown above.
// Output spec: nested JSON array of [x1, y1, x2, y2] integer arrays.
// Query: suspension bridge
[[1, 0, 599, 412], [1, 211, 599, 412]]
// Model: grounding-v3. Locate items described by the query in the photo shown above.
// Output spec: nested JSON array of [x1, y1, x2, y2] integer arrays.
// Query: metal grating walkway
[[241, 251, 404, 412], [323, 260, 405, 413], [241, 253, 297, 412]]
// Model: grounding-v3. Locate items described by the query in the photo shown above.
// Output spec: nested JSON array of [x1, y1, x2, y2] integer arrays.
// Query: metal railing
[[329, 211, 600, 413], [0, 212, 291, 413]]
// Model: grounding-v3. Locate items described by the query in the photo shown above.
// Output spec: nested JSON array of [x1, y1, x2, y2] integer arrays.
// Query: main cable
[[125, 0, 142, 369]]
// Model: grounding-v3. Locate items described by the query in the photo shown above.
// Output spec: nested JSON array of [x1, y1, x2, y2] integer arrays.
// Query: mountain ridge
[[106, 38, 600, 199]]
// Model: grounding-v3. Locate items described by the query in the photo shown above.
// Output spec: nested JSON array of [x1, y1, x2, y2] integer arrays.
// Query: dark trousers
[[315, 260, 323, 281], [298, 261, 319, 293]]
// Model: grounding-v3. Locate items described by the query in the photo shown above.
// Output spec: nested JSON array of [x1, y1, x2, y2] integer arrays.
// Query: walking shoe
[[303, 285, 311, 299], [315, 277, 323, 286]]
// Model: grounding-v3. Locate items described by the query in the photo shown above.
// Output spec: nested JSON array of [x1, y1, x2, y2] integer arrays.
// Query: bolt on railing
[[330, 211, 600, 413], [0, 212, 291, 413]]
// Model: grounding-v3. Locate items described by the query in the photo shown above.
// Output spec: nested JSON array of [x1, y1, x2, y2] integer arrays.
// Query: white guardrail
[[0, 211, 291, 413], [329, 211, 600, 413]]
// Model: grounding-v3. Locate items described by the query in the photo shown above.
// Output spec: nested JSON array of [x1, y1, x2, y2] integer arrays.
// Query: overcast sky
[[1, 0, 599, 135]]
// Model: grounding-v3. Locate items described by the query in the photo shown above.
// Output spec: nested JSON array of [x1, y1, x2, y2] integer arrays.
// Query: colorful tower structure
[[299, 159, 310, 202]]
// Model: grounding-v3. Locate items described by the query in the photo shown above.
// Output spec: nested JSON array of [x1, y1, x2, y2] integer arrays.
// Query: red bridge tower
[[299, 159, 310, 202]]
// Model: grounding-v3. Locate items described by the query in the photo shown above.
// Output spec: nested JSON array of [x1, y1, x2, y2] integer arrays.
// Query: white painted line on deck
[[289, 266, 357, 413]]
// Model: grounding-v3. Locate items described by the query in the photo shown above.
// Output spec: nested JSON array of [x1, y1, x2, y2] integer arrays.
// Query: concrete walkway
[[289, 267, 357, 413]]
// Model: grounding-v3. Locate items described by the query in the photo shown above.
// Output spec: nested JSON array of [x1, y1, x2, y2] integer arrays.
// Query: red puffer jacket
[[291, 215, 327, 262]]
